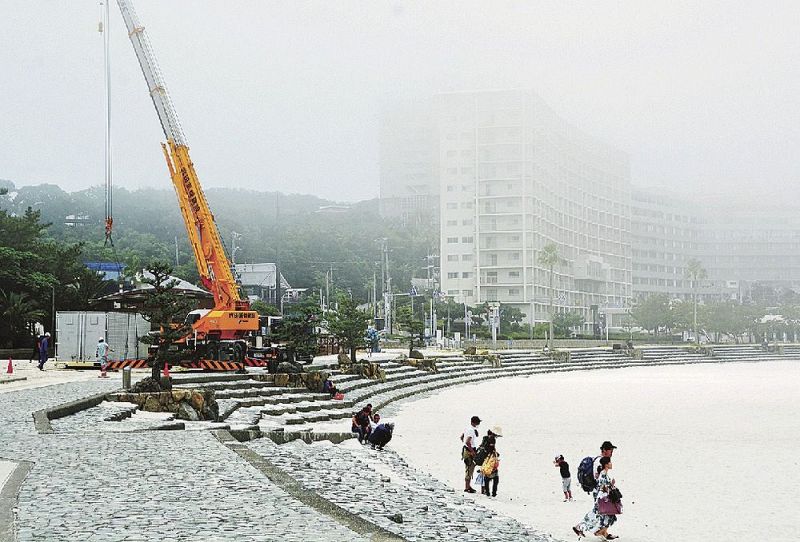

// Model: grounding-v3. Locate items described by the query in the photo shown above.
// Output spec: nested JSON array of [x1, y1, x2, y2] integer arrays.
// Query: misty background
[[2, 0, 798, 202]]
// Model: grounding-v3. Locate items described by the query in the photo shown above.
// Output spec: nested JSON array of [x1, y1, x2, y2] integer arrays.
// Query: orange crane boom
[[116, 0, 257, 349]]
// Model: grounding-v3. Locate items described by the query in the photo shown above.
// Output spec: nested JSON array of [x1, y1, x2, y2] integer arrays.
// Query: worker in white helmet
[[96, 336, 113, 378]]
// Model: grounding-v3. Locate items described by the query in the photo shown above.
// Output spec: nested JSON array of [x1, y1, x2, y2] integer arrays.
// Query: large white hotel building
[[432, 89, 632, 328], [380, 90, 800, 327]]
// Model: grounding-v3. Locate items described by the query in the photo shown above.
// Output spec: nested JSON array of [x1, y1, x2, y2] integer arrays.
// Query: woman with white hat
[[479, 425, 502, 497]]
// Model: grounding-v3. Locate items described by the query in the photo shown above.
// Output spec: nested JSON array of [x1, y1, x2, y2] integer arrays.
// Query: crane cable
[[100, 0, 114, 247], [100, 1, 125, 301]]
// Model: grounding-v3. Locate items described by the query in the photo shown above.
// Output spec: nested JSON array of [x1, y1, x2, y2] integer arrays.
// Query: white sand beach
[[389, 361, 800, 541]]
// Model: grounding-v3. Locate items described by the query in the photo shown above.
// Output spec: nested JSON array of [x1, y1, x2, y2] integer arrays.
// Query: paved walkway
[[0, 378, 371, 541]]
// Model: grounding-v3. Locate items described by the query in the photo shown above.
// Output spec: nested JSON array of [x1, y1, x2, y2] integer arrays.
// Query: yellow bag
[[481, 454, 498, 476]]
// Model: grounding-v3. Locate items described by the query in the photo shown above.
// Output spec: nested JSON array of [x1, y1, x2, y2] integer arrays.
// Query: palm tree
[[686, 258, 707, 344], [538, 243, 564, 346], [0, 290, 45, 347]]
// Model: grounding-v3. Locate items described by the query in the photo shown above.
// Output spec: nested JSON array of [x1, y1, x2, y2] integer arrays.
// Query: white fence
[[55, 311, 151, 362]]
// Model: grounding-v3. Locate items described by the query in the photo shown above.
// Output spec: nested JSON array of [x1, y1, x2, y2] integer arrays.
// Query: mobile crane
[[115, 0, 262, 368]]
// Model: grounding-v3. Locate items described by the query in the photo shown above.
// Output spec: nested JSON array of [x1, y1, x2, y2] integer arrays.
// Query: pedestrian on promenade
[[29, 333, 40, 363], [37, 332, 50, 371], [480, 426, 502, 497], [554, 454, 573, 501], [368, 421, 394, 450], [96, 337, 113, 378], [573, 440, 617, 539], [461, 415, 481, 493], [593, 457, 620, 540]]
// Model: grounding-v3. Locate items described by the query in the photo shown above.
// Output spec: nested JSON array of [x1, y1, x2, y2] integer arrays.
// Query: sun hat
[[601, 440, 617, 450], [490, 425, 503, 437]]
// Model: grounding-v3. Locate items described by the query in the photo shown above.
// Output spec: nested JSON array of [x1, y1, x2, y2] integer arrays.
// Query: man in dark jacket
[[368, 422, 394, 450], [38, 332, 50, 371]]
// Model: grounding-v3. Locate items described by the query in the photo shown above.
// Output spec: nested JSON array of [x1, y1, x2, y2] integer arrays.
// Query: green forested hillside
[[0, 180, 436, 303]]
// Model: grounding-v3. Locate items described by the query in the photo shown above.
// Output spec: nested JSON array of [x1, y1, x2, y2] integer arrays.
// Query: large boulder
[[409, 349, 424, 359], [175, 402, 200, 421], [131, 377, 162, 393], [464, 346, 477, 355], [190, 391, 205, 411]]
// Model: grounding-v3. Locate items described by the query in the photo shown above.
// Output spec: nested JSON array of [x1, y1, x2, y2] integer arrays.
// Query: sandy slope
[[388, 361, 799, 541]]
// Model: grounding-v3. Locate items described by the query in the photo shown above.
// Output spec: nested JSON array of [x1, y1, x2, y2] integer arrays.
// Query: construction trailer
[[55, 311, 150, 363]]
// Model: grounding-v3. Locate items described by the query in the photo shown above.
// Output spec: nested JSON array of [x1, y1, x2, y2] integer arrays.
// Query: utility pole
[[174, 236, 179, 266], [372, 268, 377, 323]]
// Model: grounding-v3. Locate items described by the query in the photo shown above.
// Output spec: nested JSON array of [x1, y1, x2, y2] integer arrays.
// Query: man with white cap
[[96, 336, 113, 378]]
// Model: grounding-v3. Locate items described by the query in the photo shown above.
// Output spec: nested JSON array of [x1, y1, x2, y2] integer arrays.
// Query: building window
[[447, 255, 459, 262], [447, 272, 459, 279], [447, 237, 458, 244], [508, 288, 520, 296], [462, 254, 473, 261], [509, 271, 520, 278], [462, 272, 472, 279], [462, 236, 473, 243], [447, 289, 460, 295], [446, 185, 455, 192], [446, 202, 457, 209], [446, 220, 458, 226], [510, 252, 520, 260], [462, 289, 472, 296], [462, 219, 473, 226]]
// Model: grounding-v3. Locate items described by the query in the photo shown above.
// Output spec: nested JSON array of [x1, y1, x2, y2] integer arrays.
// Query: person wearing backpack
[[480, 426, 502, 496], [573, 440, 617, 539]]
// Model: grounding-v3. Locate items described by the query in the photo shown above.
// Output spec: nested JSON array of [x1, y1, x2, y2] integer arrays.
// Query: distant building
[[234, 263, 291, 305], [85, 261, 125, 281], [630, 189, 700, 301], [436, 89, 632, 331], [378, 101, 439, 226], [630, 192, 800, 302]]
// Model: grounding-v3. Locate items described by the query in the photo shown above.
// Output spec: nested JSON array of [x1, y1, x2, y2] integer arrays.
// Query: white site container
[[55, 311, 151, 362]]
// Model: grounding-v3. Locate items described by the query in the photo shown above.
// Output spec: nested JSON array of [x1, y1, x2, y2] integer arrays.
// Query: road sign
[[410, 286, 418, 296]]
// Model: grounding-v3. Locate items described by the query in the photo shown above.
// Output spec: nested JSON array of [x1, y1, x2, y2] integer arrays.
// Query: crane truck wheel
[[232, 342, 245, 364], [205, 341, 219, 361]]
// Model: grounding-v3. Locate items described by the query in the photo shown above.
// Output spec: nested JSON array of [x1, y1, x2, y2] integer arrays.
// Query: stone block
[[143, 395, 161, 412]]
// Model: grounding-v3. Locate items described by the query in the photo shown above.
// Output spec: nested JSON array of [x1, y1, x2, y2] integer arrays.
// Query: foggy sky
[[1, 1, 798, 202]]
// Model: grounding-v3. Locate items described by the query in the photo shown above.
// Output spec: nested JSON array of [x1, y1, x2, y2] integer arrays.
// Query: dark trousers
[[483, 475, 499, 496], [38, 351, 47, 369]]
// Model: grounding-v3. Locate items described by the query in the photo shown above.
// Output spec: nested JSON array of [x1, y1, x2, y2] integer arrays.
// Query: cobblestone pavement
[[246, 438, 562, 542], [0, 380, 370, 541]]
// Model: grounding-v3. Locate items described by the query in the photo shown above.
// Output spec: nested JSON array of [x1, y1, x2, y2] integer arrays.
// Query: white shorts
[[562, 477, 571, 492]]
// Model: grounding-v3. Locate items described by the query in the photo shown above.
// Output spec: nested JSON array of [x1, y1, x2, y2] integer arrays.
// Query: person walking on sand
[[573, 440, 617, 539], [96, 337, 113, 378], [593, 457, 620, 540], [37, 332, 50, 371], [461, 415, 481, 493], [555, 455, 573, 501]]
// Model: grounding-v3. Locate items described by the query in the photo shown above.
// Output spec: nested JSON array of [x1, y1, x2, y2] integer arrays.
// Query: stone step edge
[[213, 429, 405, 542]]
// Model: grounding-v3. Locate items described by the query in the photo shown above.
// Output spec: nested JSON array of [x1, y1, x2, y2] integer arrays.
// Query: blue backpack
[[577, 456, 598, 493]]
